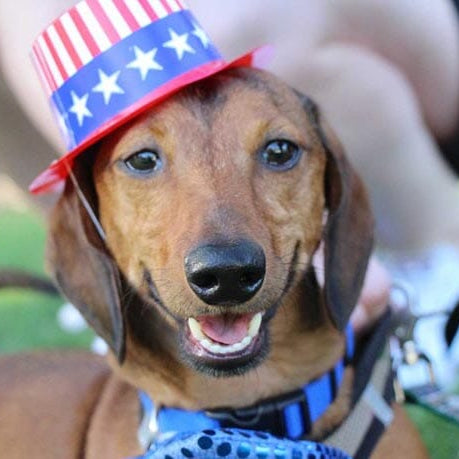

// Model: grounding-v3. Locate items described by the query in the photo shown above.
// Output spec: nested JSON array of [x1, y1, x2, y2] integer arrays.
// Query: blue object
[[135, 428, 351, 459]]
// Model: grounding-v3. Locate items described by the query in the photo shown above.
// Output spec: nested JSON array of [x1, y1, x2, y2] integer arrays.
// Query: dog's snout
[[185, 240, 266, 305]]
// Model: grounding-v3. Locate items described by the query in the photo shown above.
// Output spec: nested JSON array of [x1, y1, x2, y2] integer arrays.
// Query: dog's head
[[47, 68, 372, 385]]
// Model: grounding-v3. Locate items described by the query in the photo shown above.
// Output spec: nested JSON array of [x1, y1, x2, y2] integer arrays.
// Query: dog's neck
[[113, 325, 351, 446], [107, 273, 361, 445]]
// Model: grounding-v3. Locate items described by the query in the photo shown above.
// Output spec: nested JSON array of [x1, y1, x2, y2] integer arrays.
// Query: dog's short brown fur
[[0, 68, 427, 458]]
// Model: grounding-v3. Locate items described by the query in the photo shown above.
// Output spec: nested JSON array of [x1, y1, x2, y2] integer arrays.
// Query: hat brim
[[29, 46, 272, 194]]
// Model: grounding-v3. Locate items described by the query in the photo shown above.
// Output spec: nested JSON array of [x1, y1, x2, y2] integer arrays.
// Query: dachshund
[[0, 68, 427, 458]]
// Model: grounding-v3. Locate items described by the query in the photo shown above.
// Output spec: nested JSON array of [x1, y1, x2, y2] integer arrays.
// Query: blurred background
[[1, 0, 459, 457]]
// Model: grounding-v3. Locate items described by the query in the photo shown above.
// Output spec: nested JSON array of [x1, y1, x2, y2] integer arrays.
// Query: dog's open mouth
[[182, 311, 267, 375], [188, 312, 263, 354]]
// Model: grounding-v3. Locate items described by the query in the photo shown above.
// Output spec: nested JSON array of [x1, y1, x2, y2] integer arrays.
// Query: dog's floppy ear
[[302, 96, 374, 330], [47, 158, 126, 362]]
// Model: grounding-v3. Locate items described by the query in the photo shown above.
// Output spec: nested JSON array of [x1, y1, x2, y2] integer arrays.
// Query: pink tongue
[[198, 314, 252, 345]]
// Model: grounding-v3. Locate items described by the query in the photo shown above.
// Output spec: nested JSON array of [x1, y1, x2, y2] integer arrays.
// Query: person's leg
[[296, 44, 459, 252]]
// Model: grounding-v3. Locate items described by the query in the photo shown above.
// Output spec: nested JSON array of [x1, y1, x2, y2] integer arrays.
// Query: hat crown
[[33, 0, 192, 93], [29, 0, 265, 194], [32, 0, 222, 151]]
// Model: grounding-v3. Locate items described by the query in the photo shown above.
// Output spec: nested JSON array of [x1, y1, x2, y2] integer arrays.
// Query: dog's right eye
[[123, 150, 162, 174], [259, 139, 302, 171]]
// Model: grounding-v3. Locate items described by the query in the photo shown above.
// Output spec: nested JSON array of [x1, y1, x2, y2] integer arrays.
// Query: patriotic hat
[[30, 0, 269, 194]]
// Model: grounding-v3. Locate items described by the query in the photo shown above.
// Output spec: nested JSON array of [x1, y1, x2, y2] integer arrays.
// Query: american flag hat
[[29, 0, 270, 194]]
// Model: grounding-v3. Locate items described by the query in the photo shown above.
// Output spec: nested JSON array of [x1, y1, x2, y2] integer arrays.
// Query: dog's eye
[[124, 150, 162, 174], [260, 140, 301, 171]]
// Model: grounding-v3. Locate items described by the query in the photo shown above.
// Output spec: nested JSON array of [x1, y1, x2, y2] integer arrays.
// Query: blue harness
[[133, 326, 355, 458]]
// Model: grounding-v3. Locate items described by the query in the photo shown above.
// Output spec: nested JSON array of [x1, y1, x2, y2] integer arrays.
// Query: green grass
[[0, 289, 93, 352], [1, 206, 459, 456], [0, 208, 93, 352], [406, 404, 459, 459], [0, 209, 48, 274]]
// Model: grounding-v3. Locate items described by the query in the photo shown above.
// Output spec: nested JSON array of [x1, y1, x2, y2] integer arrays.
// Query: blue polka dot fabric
[[137, 428, 351, 458]]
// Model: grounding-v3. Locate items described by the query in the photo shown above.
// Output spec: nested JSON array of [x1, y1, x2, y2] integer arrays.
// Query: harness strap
[[325, 345, 393, 457], [351, 309, 392, 403], [323, 310, 395, 457]]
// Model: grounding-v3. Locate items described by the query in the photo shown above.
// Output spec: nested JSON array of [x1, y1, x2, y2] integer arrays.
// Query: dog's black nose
[[185, 240, 266, 305]]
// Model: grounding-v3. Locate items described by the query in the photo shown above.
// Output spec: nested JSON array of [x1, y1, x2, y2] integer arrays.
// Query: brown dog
[[0, 68, 427, 458]]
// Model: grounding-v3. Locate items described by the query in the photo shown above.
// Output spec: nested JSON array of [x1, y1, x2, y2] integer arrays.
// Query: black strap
[[354, 365, 395, 459], [351, 309, 393, 405]]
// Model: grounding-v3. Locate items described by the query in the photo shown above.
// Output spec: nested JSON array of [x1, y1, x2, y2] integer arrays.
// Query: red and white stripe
[[32, 0, 186, 93]]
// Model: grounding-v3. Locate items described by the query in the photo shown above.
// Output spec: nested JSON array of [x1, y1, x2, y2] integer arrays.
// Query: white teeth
[[188, 317, 206, 341], [200, 336, 253, 355], [248, 312, 263, 337], [187, 312, 264, 356]]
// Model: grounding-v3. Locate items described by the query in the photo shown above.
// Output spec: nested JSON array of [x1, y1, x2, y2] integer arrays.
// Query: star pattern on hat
[[163, 28, 195, 60], [69, 91, 93, 126], [56, 11, 223, 139], [192, 23, 210, 48], [30, 2, 246, 194], [126, 46, 164, 81], [92, 69, 125, 104]]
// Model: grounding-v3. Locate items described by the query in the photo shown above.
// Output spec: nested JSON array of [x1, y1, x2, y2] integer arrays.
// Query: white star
[[163, 28, 195, 60], [69, 91, 92, 126], [126, 46, 163, 81], [192, 23, 210, 48], [92, 69, 124, 105]]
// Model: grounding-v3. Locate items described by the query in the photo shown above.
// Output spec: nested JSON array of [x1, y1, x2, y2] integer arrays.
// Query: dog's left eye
[[259, 140, 301, 171], [123, 150, 162, 174]]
